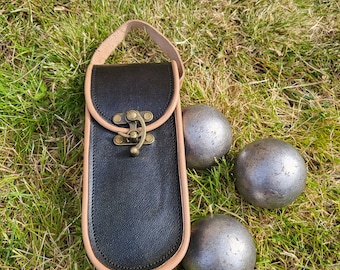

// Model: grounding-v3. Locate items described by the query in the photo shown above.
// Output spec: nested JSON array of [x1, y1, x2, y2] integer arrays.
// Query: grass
[[0, 0, 339, 269]]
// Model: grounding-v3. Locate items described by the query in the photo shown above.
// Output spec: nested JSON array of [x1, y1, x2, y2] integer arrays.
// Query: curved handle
[[90, 20, 184, 83]]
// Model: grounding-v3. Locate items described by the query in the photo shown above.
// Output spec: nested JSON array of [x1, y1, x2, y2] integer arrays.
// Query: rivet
[[145, 134, 155, 143], [126, 110, 137, 120], [113, 135, 124, 145], [143, 112, 153, 122], [112, 114, 122, 123]]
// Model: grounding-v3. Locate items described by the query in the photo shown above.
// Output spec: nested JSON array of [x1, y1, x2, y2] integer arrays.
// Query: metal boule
[[234, 138, 307, 209], [182, 215, 256, 270], [182, 104, 232, 169]]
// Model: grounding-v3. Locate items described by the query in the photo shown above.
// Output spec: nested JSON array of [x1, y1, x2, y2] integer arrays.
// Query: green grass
[[1, 0, 339, 269]]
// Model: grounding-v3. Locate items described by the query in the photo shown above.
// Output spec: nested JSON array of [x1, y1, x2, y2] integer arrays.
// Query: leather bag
[[82, 20, 190, 270]]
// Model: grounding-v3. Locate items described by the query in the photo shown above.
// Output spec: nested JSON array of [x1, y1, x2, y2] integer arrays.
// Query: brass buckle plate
[[112, 110, 154, 156]]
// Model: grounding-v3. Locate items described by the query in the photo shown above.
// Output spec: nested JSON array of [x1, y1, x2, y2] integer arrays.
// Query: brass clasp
[[112, 110, 154, 157]]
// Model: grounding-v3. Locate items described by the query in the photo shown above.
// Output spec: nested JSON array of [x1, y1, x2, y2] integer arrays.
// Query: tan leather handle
[[85, 21, 183, 133], [90, 20, 184, 83]]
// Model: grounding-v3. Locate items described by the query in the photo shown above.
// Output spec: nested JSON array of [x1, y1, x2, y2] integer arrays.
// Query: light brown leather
[[90, 20, 184, 83]]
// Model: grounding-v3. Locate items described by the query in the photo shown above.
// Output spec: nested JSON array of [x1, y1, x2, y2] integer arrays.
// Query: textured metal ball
[[182, 215, 256, 270], [182, 105, 232, 169], [235, 138, 307, 209]]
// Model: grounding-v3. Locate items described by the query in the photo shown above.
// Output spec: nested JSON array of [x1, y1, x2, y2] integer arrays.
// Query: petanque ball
[[182, 104, 232, 169], [182, 215, 256, 270], [234, 138, 307, 209]]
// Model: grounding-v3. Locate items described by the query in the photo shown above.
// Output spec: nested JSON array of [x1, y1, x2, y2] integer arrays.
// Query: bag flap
[[85, 61, 180, 133]]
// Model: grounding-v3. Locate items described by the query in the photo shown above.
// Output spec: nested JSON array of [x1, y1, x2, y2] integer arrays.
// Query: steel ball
[[234, 138, 307, 209], [182, 105, 232, 169], [182, 215, 256, 270]]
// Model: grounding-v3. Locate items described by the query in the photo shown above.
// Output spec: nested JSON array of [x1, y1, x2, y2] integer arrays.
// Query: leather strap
[[90, 20, 184, 83]]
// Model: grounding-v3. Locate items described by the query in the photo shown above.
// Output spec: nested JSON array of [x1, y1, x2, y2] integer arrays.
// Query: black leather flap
[[90, 62, 175, 130]]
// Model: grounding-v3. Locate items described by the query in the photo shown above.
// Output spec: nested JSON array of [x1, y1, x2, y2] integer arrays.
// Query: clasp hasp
[[112, 110, 154, 157]]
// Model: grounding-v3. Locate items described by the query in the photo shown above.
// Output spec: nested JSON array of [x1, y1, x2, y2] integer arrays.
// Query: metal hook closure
[[112, 110, 154, 157]]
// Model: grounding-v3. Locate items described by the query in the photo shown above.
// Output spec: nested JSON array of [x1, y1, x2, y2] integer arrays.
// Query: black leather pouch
[[82, 20, 190, 270]]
